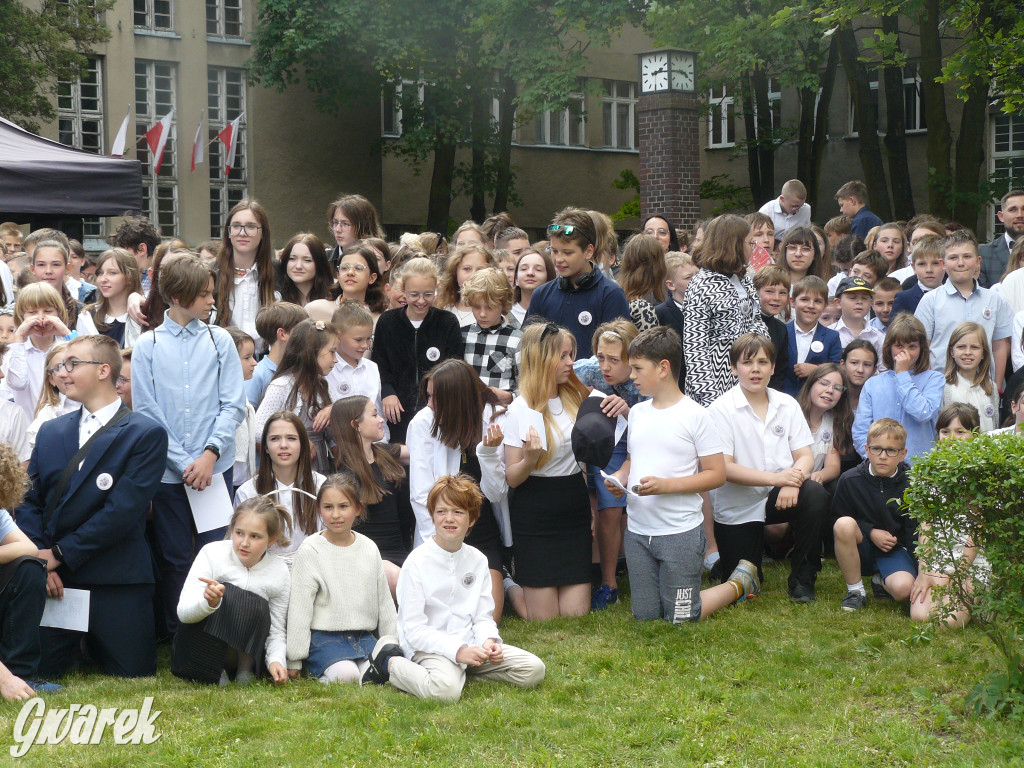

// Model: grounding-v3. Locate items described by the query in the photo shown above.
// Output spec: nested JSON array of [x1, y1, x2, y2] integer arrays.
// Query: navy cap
[[836, 275, 874, 297]]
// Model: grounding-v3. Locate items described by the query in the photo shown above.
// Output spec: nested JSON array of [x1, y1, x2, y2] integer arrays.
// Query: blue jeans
[[624, 526, 705, 624]]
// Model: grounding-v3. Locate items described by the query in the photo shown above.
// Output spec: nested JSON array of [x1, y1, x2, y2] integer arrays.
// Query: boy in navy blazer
[[783, 276, 842, 397], [654, 253, 696, 388], [17, 335, 168, 678]]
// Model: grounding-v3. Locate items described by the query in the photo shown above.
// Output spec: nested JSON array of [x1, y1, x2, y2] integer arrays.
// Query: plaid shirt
[[462, 320, 523, 393]]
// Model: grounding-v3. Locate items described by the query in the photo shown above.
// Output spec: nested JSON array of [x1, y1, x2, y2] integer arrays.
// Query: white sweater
[[286, 531, 397, 668], [396, 538, 500, 663], [176, 540, 291, 670]]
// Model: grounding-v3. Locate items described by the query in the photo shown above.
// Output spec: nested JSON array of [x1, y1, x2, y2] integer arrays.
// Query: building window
[[208, 67, 248, 238], [206, 0, 242, 38], [58, 57, 103, 155], [602, 80, 636, 150], [708, 85, 735, 148], [532, 82, 585, 147], [381, 80, 425, 138], [903, 64, 926, 133], [990, 113, 1024, 237], [135, 60, 177, 234], [134, 0, 172, 30], [848, 70, 879, 137]]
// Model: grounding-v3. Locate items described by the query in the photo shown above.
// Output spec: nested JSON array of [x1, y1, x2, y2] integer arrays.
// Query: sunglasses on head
[[547, 224, 576, 237]]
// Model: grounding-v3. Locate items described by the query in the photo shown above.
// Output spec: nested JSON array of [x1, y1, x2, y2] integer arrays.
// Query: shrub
[[903, 431, 1024, 719]]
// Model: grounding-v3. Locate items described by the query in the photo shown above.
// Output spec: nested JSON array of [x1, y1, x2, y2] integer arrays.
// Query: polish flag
[[191, 110, 205, 171], [217, 114, 243, 174], [109, 106, 131, 157], [145, 110, 174, 174]]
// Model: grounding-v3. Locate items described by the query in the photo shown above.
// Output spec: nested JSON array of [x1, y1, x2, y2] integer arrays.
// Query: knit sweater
[[286, 531, 397, 668], [176, 540, 291, 670]]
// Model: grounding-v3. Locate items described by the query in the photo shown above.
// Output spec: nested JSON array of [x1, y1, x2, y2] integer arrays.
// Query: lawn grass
[[2, 559, 1022, 767]]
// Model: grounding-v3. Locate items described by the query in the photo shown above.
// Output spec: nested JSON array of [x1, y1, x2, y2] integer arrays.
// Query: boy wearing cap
[[831, 276, 884, 363], [604, 327, 759, 623], [782, 276, 842, 397]]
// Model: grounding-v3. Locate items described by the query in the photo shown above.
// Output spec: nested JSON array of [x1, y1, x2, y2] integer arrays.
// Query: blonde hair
[[398, 256, 439, 285], [34, 342, 68, 417], [518, 323, 588, 470], [944, 321, 993, 395], [461, 268, 513, 313], [14, 282, 67, 326]]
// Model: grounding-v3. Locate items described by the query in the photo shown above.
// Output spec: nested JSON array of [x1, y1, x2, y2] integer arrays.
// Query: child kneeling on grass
[[383, 474, 545, 702], [832, 418, 916, 612], [605, 327, 759, 622]]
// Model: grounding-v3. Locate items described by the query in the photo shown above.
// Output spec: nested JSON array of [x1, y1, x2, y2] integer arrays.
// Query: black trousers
[[0, 558, 47, 678], [715, 480, 829, 590], [38, 582, 156, 679]]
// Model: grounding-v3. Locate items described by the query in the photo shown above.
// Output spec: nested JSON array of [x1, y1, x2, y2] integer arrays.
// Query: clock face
[[641, 53, 669, 93], [670, 53, 696, 92]]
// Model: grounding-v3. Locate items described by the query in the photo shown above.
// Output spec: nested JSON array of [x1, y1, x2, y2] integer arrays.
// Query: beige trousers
[[389, 645, 545, 702]]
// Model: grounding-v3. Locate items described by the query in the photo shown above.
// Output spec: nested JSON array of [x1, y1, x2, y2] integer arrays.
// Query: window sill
[[207, 36, 250, 46], [134, 29, 181, 39]]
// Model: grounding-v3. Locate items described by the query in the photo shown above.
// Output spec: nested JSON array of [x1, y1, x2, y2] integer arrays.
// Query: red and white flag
[[145, 110, 174, 174], [109, 105, 131, 157], [217, 114, 243, 174], [191, 110, 205, 171]]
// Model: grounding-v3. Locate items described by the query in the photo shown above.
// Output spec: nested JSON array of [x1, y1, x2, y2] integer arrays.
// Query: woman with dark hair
[[325, 195, 384, 269], [276, 233, 334, 307], [643, 214, 680, 253], [216, 199, 278, 348]]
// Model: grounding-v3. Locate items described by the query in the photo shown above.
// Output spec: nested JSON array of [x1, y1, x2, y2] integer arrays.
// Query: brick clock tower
[[637, 49, 700, 231]]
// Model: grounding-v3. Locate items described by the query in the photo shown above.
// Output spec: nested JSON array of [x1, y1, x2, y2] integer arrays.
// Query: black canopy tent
[[0, 116, 142, 240]]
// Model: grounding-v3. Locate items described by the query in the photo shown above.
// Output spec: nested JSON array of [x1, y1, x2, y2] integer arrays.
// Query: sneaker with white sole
[[841, 590, 867, 612], [727, 559, 760, 601], [360, 636, 403, 686]]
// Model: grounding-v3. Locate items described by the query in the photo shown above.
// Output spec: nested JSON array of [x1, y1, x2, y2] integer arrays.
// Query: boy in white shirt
[[383, 474, 545, 702], [708, 334, 830, 603], [605, 327, 759, 623], [327, 302, 386, 440]]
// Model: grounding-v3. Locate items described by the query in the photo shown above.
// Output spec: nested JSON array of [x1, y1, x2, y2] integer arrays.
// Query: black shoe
[[871, 573, 893, 601], [841, 590, 867, 612], [361, 637, 403, 686], [788, 584, 816, 603]]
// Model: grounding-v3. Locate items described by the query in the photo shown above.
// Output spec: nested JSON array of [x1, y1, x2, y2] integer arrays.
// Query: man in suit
[[17, 334, 168, 678], [979, 189, 1024, 288]]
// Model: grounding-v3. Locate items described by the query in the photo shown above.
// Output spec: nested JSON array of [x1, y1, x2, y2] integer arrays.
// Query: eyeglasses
[[645, 228, 670, 237], [229, 223, 262, 236], [866, 445, 902, 458], [116, 375, 131, 386], [814, 380, 846, 394], [547, 224, 576, 237], [339, 263, 368, 273], [329, 219, 353, 230], [405, 291, 435, 301], [54, 359, 104, 374]]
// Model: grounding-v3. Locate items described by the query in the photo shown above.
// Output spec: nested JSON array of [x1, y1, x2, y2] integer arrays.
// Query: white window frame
[[134, 0, 173, 31], [989, 112, 1024, 238], [206, 0, 243, 39], [58, 57, 103, 154], [533, 83, 585, 147], [903, 65, 926, 133], [208, 66, 248, 237], [708, 85, 735, 148], [381, 79, 425, 138], [135, 60, 178, 235], [602, 79, 637, 150], [848, 70, 879, 137]]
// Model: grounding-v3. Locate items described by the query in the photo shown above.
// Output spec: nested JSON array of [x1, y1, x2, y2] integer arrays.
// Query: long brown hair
[[618, 233, 667, 303], [694, 215, 747, 276], [271, 319, 336, 420], [216, 199, 276, 327], [88, 249, 142, 334], [436, 244, 497, 309], [423, 359, 503, 451], [796, 363, 853, 456], [328, 396, 405, 505], [256, 411, 319, 535]]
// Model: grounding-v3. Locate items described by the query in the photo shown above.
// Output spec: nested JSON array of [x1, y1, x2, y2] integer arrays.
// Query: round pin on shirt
[[578, 311, 593, 326], [96, 473, 113, 491], [426, 346, 440, 362], [772, 424, 785, 436], [982, 307, 992, 320], [810, 340, 824, 354]]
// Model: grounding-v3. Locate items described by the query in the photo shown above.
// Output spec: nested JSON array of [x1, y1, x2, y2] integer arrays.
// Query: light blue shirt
[[246, 356, 277, 408], [0, 508, 17, 542], [915, 280, 1013, 378], [133, 312, 246, 483], [852, 369, 945, 462]]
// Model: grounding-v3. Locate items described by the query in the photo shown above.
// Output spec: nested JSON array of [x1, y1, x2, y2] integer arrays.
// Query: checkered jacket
[[462, 320, 523, 393]]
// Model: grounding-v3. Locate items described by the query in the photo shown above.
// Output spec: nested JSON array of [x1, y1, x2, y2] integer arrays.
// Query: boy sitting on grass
[[605, 327, 758, 623], [382, 474, 545, 702], [832, 418, 915, 611]]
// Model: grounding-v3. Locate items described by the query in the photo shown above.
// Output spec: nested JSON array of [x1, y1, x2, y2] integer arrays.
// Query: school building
[[23, 2, 1020, 250]]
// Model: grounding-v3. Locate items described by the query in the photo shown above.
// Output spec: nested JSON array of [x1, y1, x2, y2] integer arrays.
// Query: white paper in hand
[[522, 408, 548, 451], [41, 588, 90, 632], [600, 470, 640, 499], [185, 473, 233, 533]]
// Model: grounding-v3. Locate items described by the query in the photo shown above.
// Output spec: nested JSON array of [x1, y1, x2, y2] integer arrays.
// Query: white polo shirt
[[707, 385, 813, 525]]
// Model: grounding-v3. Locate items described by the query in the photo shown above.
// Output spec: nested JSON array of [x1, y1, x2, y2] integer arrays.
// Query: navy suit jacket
[[979, 235, 1011, 289], [654, 298, 686, 387], [891, 283, 925, 319], [17, 407, 168, 586], [782, 321, 843, 397]]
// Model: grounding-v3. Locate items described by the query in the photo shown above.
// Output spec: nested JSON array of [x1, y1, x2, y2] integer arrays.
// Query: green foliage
[[700, 174, 753, 213], [0, 0, 113, 131], [904, 432, 1024, 718], [610, 169, 640, 224]]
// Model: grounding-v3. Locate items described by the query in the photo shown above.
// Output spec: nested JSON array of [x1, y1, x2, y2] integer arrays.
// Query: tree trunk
[[796, 85, 815, 193], [427, 130, 457, 233], [469, 91, 489, 223], [808, 37, 839, 215], [838, 25, 892, 221], [740, 76, 762, 204], [918, 0, 953, 219], [953, 76, 990, 232], [751, 68, 775, 203], [881, 15, 914, 220], [493, 70, 516, 214]]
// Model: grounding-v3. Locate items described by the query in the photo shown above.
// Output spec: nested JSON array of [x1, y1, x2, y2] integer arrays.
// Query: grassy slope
[[2, 560, 1022, 768]]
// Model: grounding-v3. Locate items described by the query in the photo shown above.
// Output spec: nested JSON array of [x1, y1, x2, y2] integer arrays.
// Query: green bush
[[904, 432, 1024, 719]]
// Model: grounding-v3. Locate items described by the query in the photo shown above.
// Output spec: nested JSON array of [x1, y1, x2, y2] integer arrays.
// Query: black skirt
[[354, 463, 410, 566], [509, 472, 590, 588]]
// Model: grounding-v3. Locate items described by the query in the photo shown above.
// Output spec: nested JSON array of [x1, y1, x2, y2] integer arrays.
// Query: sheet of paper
[[614, 415, 628, 446], [41, 588, 90, 632], [522, 408, 548, 451], [185, 472, 233, 533], [600, 470, 640, 499]]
